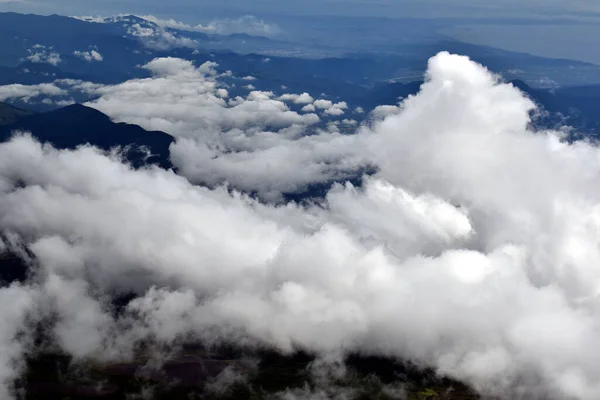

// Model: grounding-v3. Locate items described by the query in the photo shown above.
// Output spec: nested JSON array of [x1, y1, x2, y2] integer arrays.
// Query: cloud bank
[[78, 57, 363, 200], [2, 52, 600, 399], [0, 82, 66, 102]]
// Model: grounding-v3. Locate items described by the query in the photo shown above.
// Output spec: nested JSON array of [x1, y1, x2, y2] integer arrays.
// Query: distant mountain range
[[1, 12, 600, 90]]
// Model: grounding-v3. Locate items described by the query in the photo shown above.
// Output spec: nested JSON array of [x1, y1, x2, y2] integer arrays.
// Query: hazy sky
[[1, 0, 599, 65], [1, 0, 599, 22]]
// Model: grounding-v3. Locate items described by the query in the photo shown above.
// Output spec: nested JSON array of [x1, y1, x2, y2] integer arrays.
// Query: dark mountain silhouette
[[0, 102, 31, 125], [0, 103, 174, 169]]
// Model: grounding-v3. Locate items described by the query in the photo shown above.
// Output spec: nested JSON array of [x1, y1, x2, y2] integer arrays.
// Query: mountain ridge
[[0, 103, 174, 169]]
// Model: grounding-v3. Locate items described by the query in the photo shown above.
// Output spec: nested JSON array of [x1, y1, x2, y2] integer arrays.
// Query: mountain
[[21, 348, 479, 399], [1, 12, 600, 90], [509, 79, 600, 136], [0, 103, 174, 168], [0, 12, 155, 83], [0, 102, 30, 125], [0, 61, 92, 85]]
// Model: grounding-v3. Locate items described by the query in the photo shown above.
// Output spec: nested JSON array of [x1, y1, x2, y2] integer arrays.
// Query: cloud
[[313, 99, 348, 116], [0, 134, 468, 368], [313, 99, 333, 109], [0, 283, 37, 400], [71, 15, 106, 23], [126, 22, 197, 50], [0, 83, 66, 102], [273, 356, 407, 399], [25, 45, 61, 66], [323, 101, 348, 116], [140, 14, 281, 38], [279, 92, 315, 105], [5, 51, 600, 400], [73, 15, 198, 50], [75, 14, 280, 39], [371, 104, 402, 119], [73, 48, 104, 62], [76, 58, 366, 200], [301, 104, 316, 113]]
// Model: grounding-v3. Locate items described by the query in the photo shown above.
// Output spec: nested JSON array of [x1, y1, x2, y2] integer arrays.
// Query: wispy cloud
[[140, 14, 282, 37]]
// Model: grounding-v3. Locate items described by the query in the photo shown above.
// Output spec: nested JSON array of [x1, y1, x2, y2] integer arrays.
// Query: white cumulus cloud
[[279, 92, 315, 105], [73, 49, 103, 62], [0, 83, 66, 102], [4, 52, 600, 400]]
